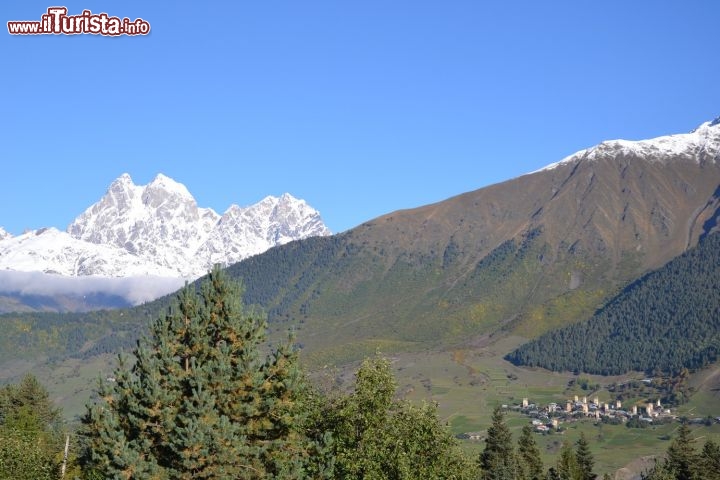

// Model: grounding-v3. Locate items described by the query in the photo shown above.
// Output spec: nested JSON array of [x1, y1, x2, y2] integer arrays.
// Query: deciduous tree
[[322, 355, 472, 479]]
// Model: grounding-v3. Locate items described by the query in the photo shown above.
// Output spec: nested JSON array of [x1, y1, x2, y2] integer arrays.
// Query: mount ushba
[[0, 173, 330, 281]]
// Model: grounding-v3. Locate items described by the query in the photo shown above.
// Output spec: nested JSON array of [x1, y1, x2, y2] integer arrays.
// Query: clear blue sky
[[2, 1, 718, 235]]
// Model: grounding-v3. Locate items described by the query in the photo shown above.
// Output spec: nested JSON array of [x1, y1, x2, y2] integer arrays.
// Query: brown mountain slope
[[227, 120, 720, 363], [359, 138, 720, 277]]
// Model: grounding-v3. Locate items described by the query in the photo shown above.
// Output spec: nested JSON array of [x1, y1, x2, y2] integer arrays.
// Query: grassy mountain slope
[[505, 231, 720, 375]]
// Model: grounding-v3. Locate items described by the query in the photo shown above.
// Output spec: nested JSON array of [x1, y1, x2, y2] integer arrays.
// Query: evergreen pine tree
[[0, 374, 61, 429], [517, 424, 544, 480], [665, 422, 697, 480], [575, 432, 596, 480], [698, 439, 720, 480], [80, 266, 330, 479], [0, 374, 64, 480], [556, 441, 581, 480], [546, 467, 562, 480], [479, 406, 518, 480], [640, 460, 676, 480]]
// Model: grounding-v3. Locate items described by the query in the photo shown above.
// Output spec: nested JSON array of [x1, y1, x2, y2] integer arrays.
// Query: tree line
[[642, 421, 720, 480], [505, 232, 720, 376]]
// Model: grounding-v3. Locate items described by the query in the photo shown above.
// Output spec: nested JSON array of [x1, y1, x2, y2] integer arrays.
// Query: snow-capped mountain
[[0, 173, 331, 278], [0, 227, 179, 277], [536, 117, 720, 173], [194, 193, 332, 269]]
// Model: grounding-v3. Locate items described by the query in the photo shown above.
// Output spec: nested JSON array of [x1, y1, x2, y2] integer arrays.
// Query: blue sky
[[2, 1, 719, 235]]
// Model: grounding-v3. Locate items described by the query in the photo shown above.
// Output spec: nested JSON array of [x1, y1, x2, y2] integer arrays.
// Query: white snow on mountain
[[533, 118, 720, 174], [0, 173, 331, 284], [67, 173, 223, 277], [0, 227, 10, 241], [196, 193, 333, 268], [0, 227, 179, 277]]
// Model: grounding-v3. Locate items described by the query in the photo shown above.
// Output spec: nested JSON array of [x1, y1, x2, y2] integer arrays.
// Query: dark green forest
[[505, 232, 720, 375], [225, 233, 348, 322]]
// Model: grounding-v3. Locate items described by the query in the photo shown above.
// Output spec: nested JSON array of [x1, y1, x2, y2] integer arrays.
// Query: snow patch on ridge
[[529, 119, 720, 175]]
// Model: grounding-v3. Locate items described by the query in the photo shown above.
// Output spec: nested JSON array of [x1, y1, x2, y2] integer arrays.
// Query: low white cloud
[[0, 270, 187, 305]]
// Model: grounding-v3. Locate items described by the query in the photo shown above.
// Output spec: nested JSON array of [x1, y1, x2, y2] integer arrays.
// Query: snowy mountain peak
[[145, 173, 194, 201], [109, 173, 138, 193], [115, 172, 133, 183], [1, 174, 330, 281], [194, 192, 331, 268], [692, 117, 720, 133], [0, 227, 11, 240], [534, 118, 720, 174], [0, 227, 179, 277]]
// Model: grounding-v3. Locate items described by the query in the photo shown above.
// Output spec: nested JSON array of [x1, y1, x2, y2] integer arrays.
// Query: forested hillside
[[0, 299, 171, 367], [505, 232, 720, 375]]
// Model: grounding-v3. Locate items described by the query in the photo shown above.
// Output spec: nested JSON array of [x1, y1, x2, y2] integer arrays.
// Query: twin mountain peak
[[0, 173, 331, 278]]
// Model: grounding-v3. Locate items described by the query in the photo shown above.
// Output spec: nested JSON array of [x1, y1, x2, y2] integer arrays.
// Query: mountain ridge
[[220, 118, 720, 361], [0, 173, 331, 281], [533, 117, 720, 174]]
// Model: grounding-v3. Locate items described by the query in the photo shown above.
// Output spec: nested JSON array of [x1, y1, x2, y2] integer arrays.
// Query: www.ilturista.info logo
[[7, 7, 150, 36]]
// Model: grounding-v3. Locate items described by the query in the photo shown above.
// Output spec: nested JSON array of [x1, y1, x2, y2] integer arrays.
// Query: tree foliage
[[698, 439, 720, 480], [318, 355, 472, 480], [556, 441, 581, 480], [517, 424, 544, 480], [665, 423, 697, 480], [506, 232, 720, 375], [641, 422, 720, 480], [79, 266, 330, 479], [0, 374, 65, 480], [574, 432, 596, 480], [479, 406, 519, 480]]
